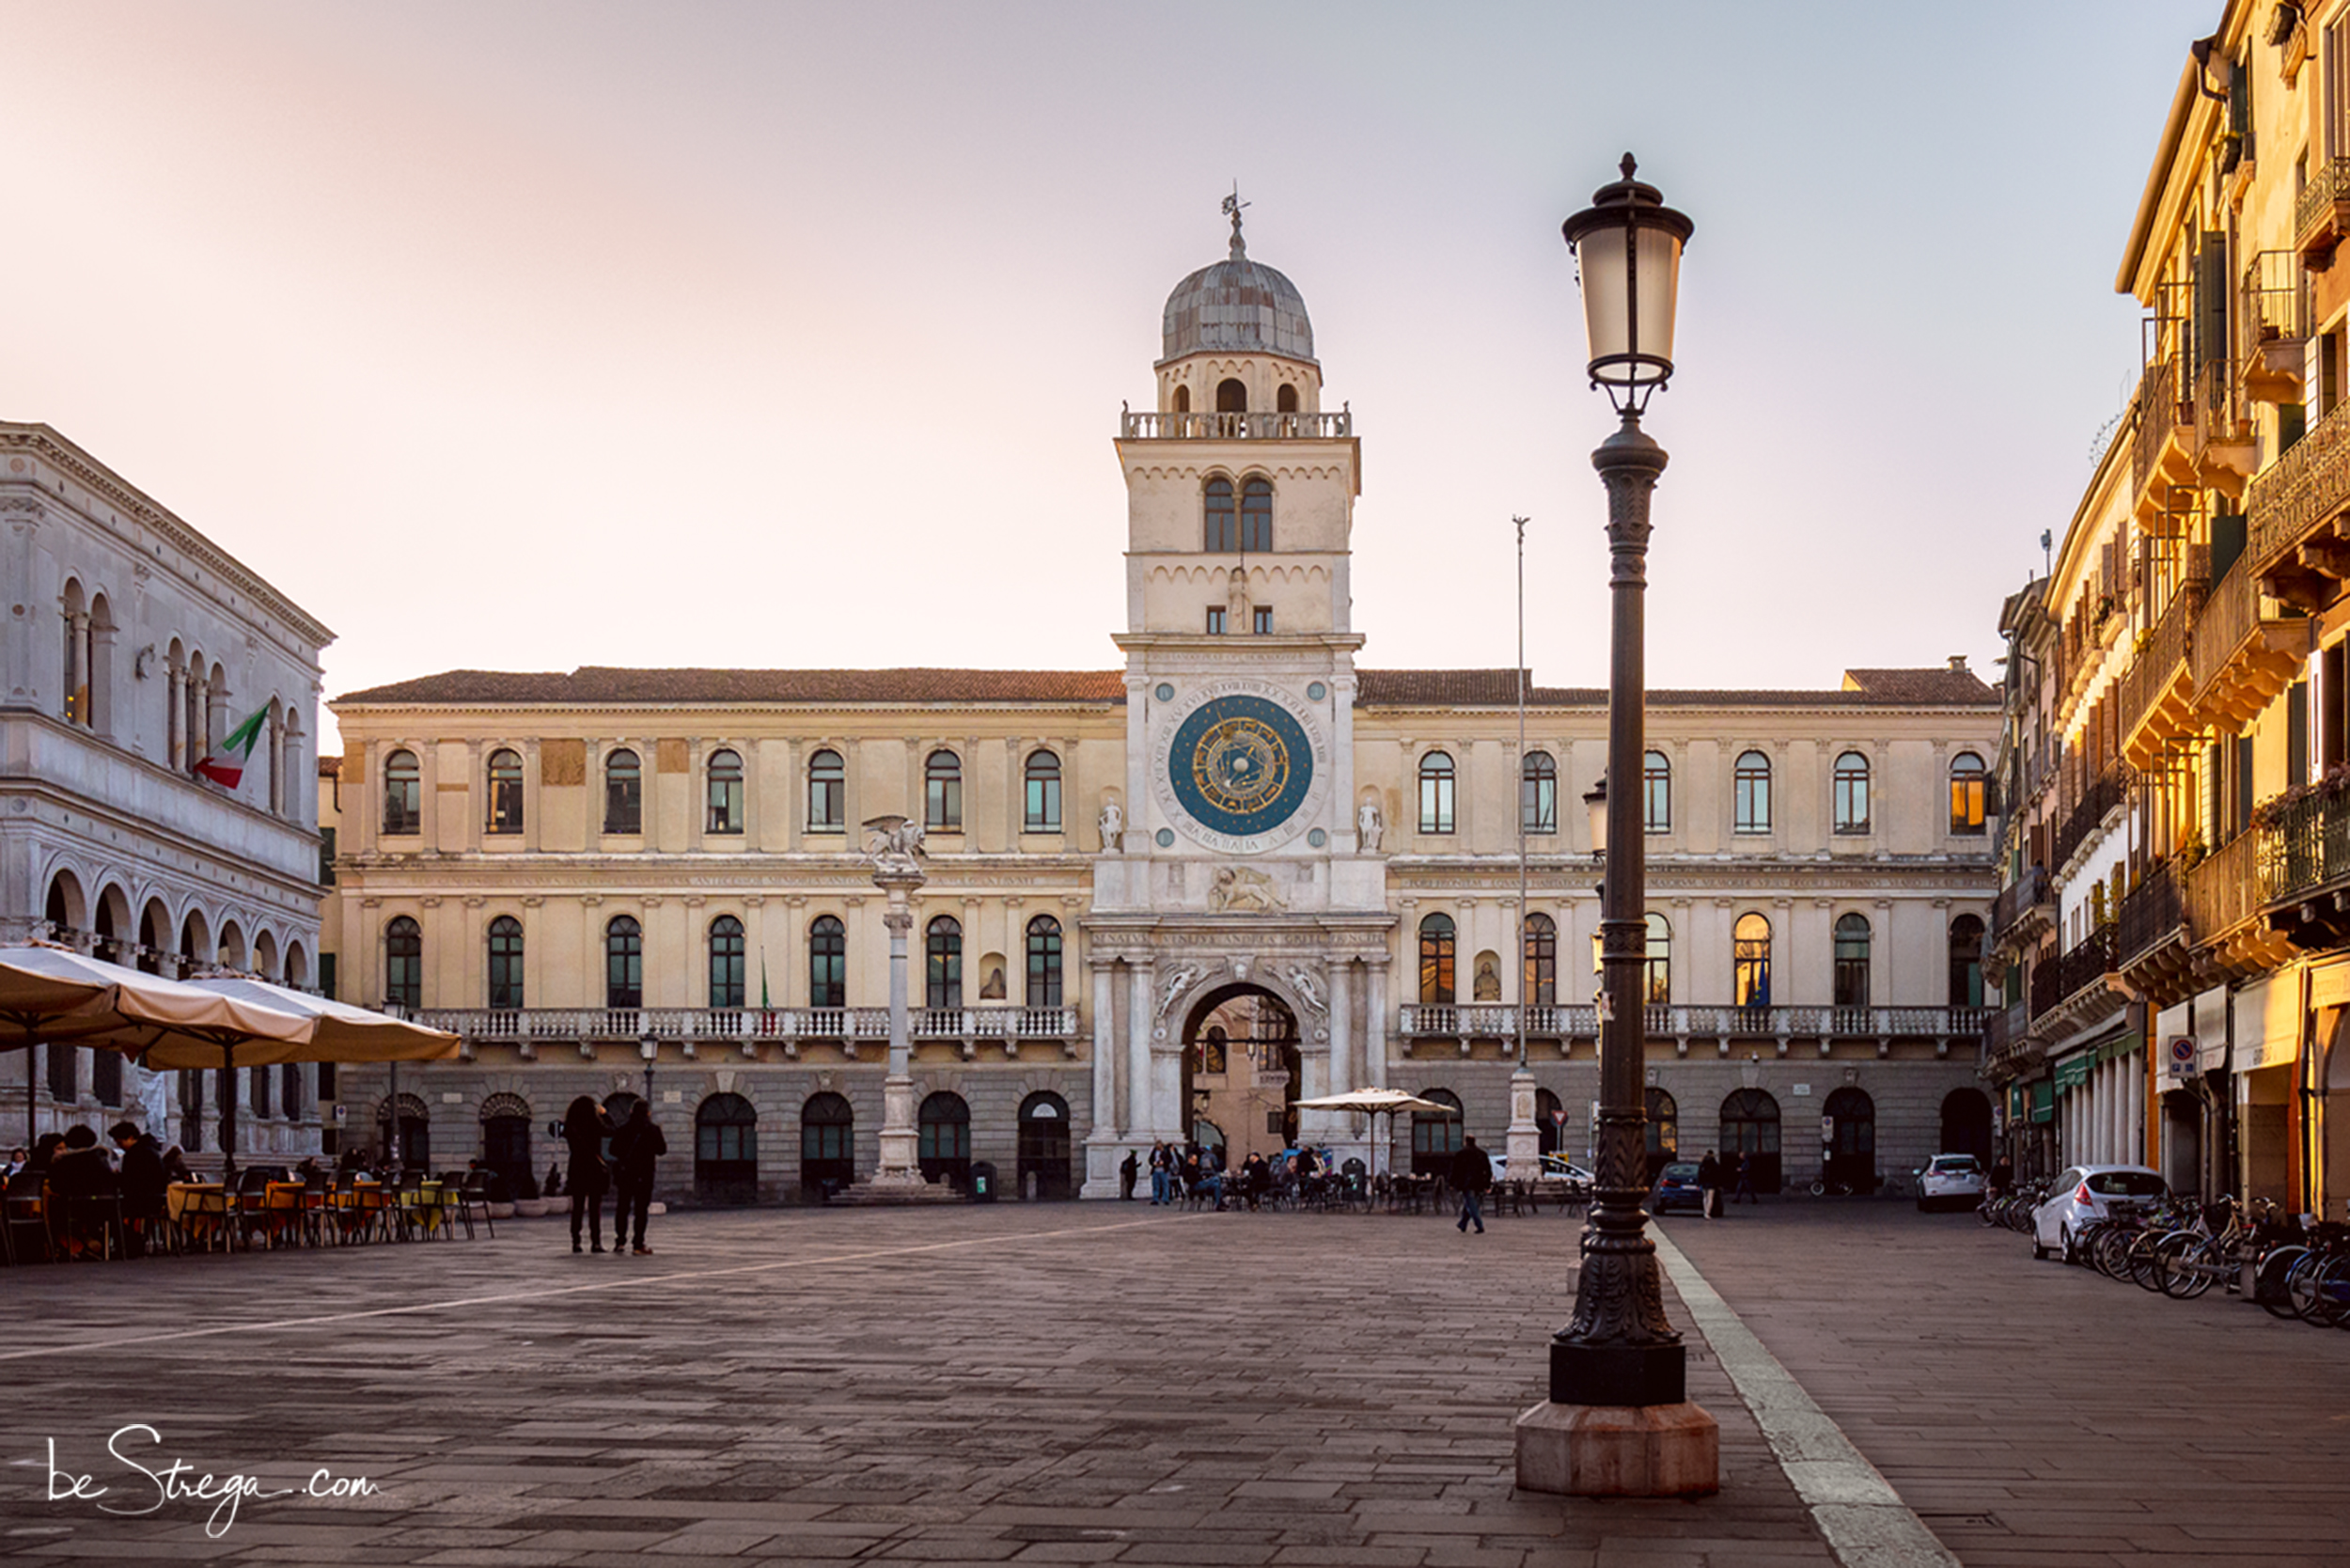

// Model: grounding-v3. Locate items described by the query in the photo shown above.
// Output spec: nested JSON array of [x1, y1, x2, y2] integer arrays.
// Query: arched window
[[924, 749, 963, 831], [1026, 915, 1063, 1007], [1411, 1087, 1464, 1175], [1173, 384, 1191, 414], [1733, 912, 1771, 1010], [383, 750, 421, 836], [1734, 750, 1771, 834], [604, 916, 643, 1009], [710, 915, 746, 1009], [603, 748, 642, 835], [1719, 1088, 1781, 1192], [487, 916, 525, 1011], [1240, 478, 1273, 552], [808, 915, 846, 1009], [1418, 751, 1455, 834], [1644, 912, 1671, 1004], [1025, 750, 1061, 832], [1523, 912, 1557, 1007], [918, 1091, 972, 1185], [1833, 913, 1871, 1008], [1204, 476, 1237, 551], [487, 748, 524, 835], [384, 917, 422, 1010], [1949, 914, 1986, 1008], [925, 916, 962, 1011], [1215, 377, 1246, 413], [695, 1092, 759, 1203], [1522, 749, 1558, 835], [1645, 1086, 1678, 1178], [807, 748, 845, 831], [1950, 752, 1988, 835], [801, 1091, 854, 1196], [1418, 913, 1456, 1004], [706, 748, 744, 835], [1833, 751, 1871, 835], [1277, 383, 1298, 414]]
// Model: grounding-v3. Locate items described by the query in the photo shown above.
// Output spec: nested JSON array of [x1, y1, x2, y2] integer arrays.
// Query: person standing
[[1119, 1148, 1139, 1200], [561, 1095, 612, 1253], [111, 1121, 167, 1258], [1450, 1135, 1492, 1234], [1698, 1150, 1722, 1219], [609, 1100, 668, 1256], [1732, 1149, 1757, 1205], [1149, 1140, 1172, 1206]]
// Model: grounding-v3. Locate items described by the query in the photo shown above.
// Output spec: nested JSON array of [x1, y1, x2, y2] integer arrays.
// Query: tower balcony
[[2248, 397, 2350, 612], [1120, 408, 1351, 440]]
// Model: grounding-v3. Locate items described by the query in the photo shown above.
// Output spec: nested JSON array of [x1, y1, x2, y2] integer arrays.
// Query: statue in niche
[[979, 964, 1007, 1000], [1474, 954, 1501, 1002], [1098, 796, 1122, 850], [1358, 798, 1384, 853]]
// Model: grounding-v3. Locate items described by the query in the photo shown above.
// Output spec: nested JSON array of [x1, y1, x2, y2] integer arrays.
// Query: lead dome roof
[[1160, 225, 1316, 367]]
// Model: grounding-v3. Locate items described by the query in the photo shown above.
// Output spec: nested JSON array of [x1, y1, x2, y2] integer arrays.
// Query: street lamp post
[[640, 1035, 657, 1105], [1515, 153, 1717, 1498]]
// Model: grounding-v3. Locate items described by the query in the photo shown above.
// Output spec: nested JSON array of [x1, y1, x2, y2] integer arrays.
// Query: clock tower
[[1082, 203, 1394, 1193]]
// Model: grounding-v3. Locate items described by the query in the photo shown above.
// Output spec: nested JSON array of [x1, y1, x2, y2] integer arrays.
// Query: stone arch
[[252, 929, 279, 981], [42, 864, 88, 938]]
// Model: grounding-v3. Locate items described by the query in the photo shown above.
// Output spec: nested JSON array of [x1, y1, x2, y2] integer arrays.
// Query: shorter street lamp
[[639, 1035, 657, 1105]]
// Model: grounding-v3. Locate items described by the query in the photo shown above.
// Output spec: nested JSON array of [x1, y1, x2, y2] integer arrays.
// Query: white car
[[1487, 1153, 1592, 1189], [2031, 1164, 2167, 1262], [1914, 1153, 1985, 1212]]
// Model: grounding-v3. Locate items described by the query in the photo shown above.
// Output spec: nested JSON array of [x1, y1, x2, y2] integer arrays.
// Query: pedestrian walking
[[1119, 1149, 1139, 1200], [609, 1099, 668, 1255], [560, 1095, 612, 1253], [1732, 1149, 1757, 1204], [1698, 1150, 1721, 1218], [1450, 1135, 1492, 1234]]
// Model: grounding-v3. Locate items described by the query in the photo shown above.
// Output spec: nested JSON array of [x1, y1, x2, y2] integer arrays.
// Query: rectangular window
[[252, 1063, 272, 1120], [1205, 606, 1227, 635], [318, 952, 337, 1002], [1025, 765, 1061, 832], [2292, 678, 2311, 791], [1253, 605, 1273, 635], [1522, 772, 1555, 834], [1419, 771, 1454, 835], [92, 1049, 122, 1107], [317, 1060, 336, 1101], [46, 1042, 77, 1103], [1643, 753, 1670, 835], [319, 825, 337, 886]]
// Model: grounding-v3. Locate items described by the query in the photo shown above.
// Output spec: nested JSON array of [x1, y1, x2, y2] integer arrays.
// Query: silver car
[[1914, 1153, 1984, 1212], [2031, 1164, 2167, 1262]]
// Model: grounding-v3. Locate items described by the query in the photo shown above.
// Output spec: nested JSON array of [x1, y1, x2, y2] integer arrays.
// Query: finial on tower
[[1222, 182, 1250, 259], [1620, 152, 1637, 180]]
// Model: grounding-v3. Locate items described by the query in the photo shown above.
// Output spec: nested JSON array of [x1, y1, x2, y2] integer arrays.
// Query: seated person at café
[[110, 1121, 168, 1255], [160, 1144, 193, 1184], [46, 1124, 115, 1257], [4, 1145, 25, 1177]]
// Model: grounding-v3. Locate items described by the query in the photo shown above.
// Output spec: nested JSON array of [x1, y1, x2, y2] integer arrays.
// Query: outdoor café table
[[258, 1181, 307, 1247], [334, 1180, 389, 1244], [166, 1182, 227, 1252], [397, 1180, 450, 1240]]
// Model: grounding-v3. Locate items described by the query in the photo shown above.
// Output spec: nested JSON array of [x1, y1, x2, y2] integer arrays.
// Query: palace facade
[[321, 222, 2000, 1201]]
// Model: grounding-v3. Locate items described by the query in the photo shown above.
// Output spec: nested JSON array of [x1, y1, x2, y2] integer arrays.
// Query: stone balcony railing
[[417, 1004, 1085, 1060], [1119, 408, 1351, 441], [1397, 1002, 1990, 1054]]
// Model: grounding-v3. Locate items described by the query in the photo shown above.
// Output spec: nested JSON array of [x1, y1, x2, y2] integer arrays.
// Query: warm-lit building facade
[[323, 224, 2000, 1201]]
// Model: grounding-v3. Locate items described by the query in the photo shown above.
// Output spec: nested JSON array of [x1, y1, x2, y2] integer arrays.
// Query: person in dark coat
[[1698, 1151, 1722, 1219], [110, 1121, 168, 1255], [608, 1100, 667, 1255], [561, 1095, 612, 1253], [1450, 1135, 1493, 1234], [1119, 1149, 1138, 1200]]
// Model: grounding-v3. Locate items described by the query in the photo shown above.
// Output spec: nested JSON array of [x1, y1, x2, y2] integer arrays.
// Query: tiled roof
[[335, 667, 1130, 707], [1840, 667, 1999, 703], [1355, 668, 1999, 709]]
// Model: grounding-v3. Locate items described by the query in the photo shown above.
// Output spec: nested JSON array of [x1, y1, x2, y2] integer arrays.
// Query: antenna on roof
[[2039, 529, 2052, 580]]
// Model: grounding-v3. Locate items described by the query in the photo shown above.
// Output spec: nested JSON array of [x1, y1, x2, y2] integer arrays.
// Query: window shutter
[[2197, 233, 2230, 379]]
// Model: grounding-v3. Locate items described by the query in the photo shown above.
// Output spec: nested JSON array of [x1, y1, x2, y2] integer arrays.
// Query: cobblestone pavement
[[1, 1201, 1839, 1567], [1661, 1200, 2350, 1567]]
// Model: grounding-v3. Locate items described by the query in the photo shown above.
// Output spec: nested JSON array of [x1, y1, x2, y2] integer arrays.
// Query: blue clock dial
[[1168, 695, 1314, 839]]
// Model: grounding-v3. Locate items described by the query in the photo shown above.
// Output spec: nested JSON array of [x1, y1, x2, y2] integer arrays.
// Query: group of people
[[5, 1121, 190, 1257], [1120, 1141, 1345, 1212], [1694, 1150, 1759, 1216], [556, 1095, 667, 1255]]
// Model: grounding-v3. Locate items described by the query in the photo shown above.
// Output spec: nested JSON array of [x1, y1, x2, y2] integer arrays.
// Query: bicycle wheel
[[2288, 1251, 2334, 1323], [2320, 1255, 2350, 1328], [2160, 1235, 2218, 1299], [2133, 1231, 2181, 1292], [2092, 1225, 2135, 1278], [2257, 1246, 2309, 1318]]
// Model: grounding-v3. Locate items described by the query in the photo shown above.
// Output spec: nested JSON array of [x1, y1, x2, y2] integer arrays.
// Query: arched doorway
[[1182, 986, 1301, 1168], [695, 1092, 759, 1205], [800, 1091, 854, 1199], [377, 1091, 431, 1170], [478, 1091, 533, 1193], [1719, 1089, 1780, 1193], [1645, 1087, 1678, 1181], [1411, 1088, 1464, 1176], [918, 1091, 972, 1189], [1017, 1090, 1072, 1200], [1823, 1087, 1874, 1191], [1939, 1088, 1994, 1162]]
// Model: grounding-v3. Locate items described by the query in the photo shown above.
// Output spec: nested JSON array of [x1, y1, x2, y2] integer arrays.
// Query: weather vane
[[1223, 182, 1249, 257]]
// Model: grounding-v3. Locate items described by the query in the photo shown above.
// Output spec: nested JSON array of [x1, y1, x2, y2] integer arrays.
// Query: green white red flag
[[194, 707, 267, 789]]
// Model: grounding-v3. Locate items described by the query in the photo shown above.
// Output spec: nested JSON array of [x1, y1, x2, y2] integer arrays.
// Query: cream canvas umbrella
[[0, 944, 316, 1154], [1292, 1087, 1457, 1183]]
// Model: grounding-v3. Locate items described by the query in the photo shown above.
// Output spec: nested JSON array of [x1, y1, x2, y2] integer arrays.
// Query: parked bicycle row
[[1980, 1165, 2350, 1329]]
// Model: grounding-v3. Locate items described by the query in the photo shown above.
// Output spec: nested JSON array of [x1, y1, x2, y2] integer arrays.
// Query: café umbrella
[[1291, 1087, 1457, 1183], [0, 945, 316, 1168]]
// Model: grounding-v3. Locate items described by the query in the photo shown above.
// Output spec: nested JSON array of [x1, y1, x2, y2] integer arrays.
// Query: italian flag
[[194, 707, 267, 790]]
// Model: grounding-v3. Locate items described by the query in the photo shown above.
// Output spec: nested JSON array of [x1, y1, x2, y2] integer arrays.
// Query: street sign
[[1820, 1114, 1834, 1142], [2169, 1035, 2195, 1080]]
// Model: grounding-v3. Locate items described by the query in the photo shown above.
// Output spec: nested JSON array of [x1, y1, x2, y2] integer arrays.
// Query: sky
[[2, 1, 2221, 750]]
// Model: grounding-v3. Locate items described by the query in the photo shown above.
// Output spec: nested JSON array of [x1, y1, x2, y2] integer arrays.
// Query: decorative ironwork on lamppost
[[1515, 154, 1715, 1500]]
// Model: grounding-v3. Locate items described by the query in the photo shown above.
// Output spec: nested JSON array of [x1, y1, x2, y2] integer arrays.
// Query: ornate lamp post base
[[1512, 1399, 1719, 1497]]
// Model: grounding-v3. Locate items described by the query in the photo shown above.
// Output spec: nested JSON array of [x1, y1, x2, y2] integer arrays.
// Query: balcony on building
[[2119, 542, 2207, 771], [2259, 787, 2350, 949], [2130, 353, 2197, 526], [2028, 923, 2122, 1039], [2189, 538, 2304, 732], [2185, 826, 2294, 981], [2116, 857, 2192, 1008], [419, 1005, 1086, 1062], [2051, 761, 2132, 873], [2240, 250, 2309, 406], [2295, 155, 2350, 272], [1982, 995, 2039, 1076], [1119, 408, 1351, 441], [1990, 863, 2055, 956], [1396, 1002, 1989, 1060], [2248, 396, 2350, 614]]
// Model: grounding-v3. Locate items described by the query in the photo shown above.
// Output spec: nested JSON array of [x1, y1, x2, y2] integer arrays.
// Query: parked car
[[1651, 1160, 1704, 1215], [1914, 1153, 1985, 1212], [2031, 1164, 2168, 1261], [1487, 1153, 1593, 1189]]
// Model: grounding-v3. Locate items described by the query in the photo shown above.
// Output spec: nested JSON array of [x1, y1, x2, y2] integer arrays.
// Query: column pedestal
[[1505, 1063, 1541, 1181]]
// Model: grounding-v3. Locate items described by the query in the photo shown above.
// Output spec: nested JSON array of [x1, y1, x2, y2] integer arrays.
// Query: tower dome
[[1159, 211, 1316, 367]]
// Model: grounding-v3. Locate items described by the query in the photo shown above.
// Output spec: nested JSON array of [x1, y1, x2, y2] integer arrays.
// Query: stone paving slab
[[0, 1204, 1836, 1566], [1661, 1201, 2350, 1566]]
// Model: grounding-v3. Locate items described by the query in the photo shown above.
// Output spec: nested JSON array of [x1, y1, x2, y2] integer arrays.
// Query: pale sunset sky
[[1, 2, 2218, 747]]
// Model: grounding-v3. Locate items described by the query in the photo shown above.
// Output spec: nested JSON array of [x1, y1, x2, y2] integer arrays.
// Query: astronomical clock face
[[1152, 681, 1331, 854]]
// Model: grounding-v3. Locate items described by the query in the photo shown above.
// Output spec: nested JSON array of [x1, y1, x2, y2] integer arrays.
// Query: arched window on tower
[[1215, 378, 1246, 413], [1277, 384, 1298, 414], [1204, 477, 1236, 552], [1173, 384, 1191, 414], [1240, 478, 1273, 552]]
